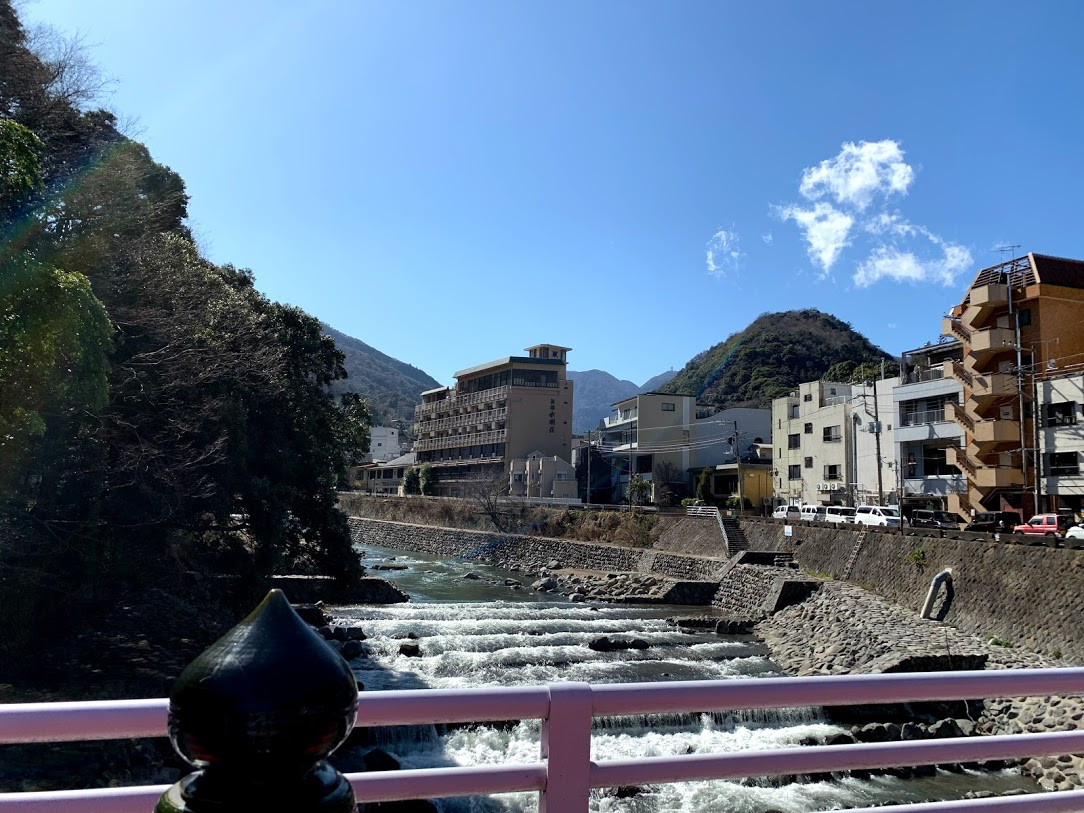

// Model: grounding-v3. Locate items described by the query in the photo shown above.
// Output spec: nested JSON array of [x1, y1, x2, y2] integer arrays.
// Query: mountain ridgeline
[[566, 369, 678, 434], [660, 310, 894, 408], [322, 323, 440, 425]]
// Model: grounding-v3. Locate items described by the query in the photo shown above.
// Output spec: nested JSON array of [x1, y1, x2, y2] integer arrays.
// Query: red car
[[1013, 513, 1071, 537]]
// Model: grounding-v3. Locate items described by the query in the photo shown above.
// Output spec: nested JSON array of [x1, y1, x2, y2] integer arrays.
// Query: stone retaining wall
[[738, 517, 1084, 664], [348, 517, 729, 582]]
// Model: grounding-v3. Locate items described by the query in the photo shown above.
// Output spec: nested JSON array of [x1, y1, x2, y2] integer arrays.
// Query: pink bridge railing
[[3, 669, 1084, 812]]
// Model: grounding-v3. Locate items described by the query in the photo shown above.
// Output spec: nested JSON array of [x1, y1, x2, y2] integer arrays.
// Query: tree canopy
[[0, 1, 369, 658]]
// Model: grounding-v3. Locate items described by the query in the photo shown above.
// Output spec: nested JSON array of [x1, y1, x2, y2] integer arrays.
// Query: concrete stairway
[[719, 517, 749, 556]]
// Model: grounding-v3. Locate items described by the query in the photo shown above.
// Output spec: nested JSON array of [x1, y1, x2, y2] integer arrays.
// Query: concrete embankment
[[737, 516, 1084, 664]]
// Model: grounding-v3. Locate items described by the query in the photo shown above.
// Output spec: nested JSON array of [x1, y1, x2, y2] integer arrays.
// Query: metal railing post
[[539, 682, 593, 813]]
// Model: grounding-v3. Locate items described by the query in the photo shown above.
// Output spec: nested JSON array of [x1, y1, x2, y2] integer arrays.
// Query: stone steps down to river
[[719, 516, 748, 554]]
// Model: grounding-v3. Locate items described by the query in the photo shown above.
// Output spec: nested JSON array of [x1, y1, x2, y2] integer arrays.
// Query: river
[[332, 542, 1033, 812]]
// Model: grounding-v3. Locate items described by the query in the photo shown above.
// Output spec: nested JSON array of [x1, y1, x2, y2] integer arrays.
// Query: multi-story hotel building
[[941, 253, 1084, 517], [412, 344, 573, 496]]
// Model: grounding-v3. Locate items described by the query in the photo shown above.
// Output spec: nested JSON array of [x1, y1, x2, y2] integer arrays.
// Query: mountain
[[566, 368, 678, 434], [639, 369, 678, 393], [322, 323, 441, 425], [659, 309, 894, 408]]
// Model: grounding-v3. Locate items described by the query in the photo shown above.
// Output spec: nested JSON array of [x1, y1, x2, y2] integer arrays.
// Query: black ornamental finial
[[156, 589, 358, 812]]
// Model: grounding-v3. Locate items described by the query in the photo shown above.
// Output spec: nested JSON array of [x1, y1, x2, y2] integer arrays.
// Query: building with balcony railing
[[597, 393, 770, 503], [412, 344, 573, 496], [894, 340, 967, 512], [941, 253, 1084, 517]]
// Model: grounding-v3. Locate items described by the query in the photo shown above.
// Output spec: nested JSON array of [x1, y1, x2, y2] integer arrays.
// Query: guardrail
[[4, 669, 1084, 812]]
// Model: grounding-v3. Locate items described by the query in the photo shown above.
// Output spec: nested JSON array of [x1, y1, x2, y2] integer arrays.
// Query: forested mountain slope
[[323, 323, 439, 425], [660, 309, 895, 407]]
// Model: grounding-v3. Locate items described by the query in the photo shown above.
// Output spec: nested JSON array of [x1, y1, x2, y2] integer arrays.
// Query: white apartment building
[[772, 378, 897, 506], [367, 426, 403, 463]]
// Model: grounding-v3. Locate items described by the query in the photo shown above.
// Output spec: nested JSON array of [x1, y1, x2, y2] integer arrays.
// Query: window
[[1048, 452, 1079, 477], [788, 465, 801, 480], [803, 393, 812, 402], [824, 464, 841, 480], [661, 402, 675, 411], [823, 426, 842, 442], [788, 434, 801, 449], [804, 422, 813, 434], [804, 456, 813, 468], [1018, 308, 1031, 327], [1045, 401, 1077, 427]]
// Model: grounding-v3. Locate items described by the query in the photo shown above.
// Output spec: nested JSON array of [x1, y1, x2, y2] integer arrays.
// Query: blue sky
[[21, 0, 1084, 387]]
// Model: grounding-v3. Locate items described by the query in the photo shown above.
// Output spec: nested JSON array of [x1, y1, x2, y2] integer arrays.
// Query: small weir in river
[[331, 543, 1034, 812]]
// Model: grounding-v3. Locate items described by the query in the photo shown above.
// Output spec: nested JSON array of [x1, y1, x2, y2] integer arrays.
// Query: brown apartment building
[[941, 253, 1084, 517], [412, 344, 573, 496]]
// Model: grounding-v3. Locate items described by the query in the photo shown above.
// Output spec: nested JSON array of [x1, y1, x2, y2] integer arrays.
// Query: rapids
[[331, 543, 1033, 812]]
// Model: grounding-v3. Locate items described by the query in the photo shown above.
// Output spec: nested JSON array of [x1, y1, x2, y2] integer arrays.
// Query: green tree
[[419, 463, 435, 496], [628, 474, 652, 506], [696, 468, 713, 503], [403, 467, 421, 495], [0, 259, 111, 490]]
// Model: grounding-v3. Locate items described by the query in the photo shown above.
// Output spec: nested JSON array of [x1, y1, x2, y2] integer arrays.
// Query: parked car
[[909, 509, 966, 530], [800, 504, 827, 522], [964, 511, 1022, 534], [854, 505, 901, 527], [1013, 513, 1071, 537], [825, 505, 856, 524], [1066, 524, 1084, 540], [772, 505, 801, 521]]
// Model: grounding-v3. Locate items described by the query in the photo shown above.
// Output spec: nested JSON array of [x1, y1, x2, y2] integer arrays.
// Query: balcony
[[969, 371, 1018, 412], [962, 282, 1009, 329], [972, 464, 1026, 490], [969, 326, 1016, 364], [971, 419, 1020, 452], [413, 429, 507, 452]]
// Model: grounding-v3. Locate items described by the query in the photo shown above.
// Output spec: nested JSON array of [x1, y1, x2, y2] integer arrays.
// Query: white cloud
[[761, 231, 774, 245], [778, 202, 854, 273], [775, 140, 971, 288], [853, 240, 972, 288], [705, 228, 742, 278], [799, 140, 915, 211]]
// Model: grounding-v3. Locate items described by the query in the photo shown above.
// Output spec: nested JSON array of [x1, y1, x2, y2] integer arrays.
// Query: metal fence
[[3, 670, 1084, 812]]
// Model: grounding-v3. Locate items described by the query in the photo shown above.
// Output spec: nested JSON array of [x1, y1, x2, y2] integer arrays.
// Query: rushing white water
[[333, 544, 1033, 812]]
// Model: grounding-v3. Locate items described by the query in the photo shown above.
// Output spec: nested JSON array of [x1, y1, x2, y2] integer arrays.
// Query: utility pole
[[734, 420, 744, 514], [871, 379, 885, 505], [586, 430, 592, 506]]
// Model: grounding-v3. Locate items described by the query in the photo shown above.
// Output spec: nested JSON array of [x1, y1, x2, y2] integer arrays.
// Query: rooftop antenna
[[993, 244, 1022, 285], [994, 244, 1021, 262]]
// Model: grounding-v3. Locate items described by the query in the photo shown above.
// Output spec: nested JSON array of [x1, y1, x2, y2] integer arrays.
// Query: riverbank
[[346, 514, 1084, 793]]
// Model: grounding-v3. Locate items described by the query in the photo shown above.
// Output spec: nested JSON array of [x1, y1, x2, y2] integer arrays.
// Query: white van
[[854, 505, 901, 527], [800, 504, 827, 522], [825, 506, 856, 524], [772, 505, 801, 521]]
